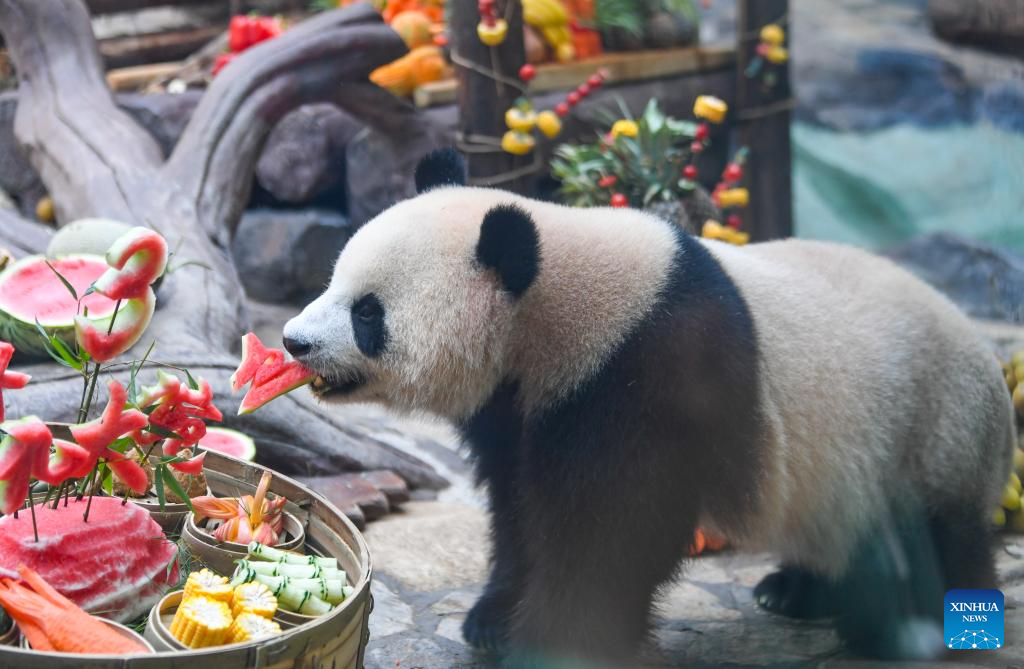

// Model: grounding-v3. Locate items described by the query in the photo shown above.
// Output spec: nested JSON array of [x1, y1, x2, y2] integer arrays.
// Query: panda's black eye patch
[[351, 293, 387, 357]]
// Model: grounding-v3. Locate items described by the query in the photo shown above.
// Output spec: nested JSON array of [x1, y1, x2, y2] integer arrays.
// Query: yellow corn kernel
[[231, 581, 279, 619], [693, 95, 728, 124], [183, 569, 233, 603], [228, 612, 283, 643], [170, 596, 233, 648]]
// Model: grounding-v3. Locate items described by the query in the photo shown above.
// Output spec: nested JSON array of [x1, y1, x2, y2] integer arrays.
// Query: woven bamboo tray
[[0, 451, 373, 669]]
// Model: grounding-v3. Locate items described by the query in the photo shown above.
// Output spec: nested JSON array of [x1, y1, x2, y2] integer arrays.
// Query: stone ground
[[247, 300, 1024, 669]]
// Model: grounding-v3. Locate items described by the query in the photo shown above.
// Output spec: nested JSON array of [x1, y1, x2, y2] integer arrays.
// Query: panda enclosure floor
[[249, 301, 1024, 668]]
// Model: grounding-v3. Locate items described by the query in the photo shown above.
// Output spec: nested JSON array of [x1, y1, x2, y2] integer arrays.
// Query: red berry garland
[[518, 64, 536, 82], [610, 193, 628, 208]]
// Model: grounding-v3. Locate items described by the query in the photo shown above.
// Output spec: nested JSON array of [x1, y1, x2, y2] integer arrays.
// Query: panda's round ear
[[476, 204, 540, 297], [414, 148, 467, 193]]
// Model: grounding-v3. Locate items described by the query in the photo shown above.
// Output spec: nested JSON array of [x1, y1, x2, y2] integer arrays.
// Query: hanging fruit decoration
[[499, 66, 608, 155], [702, 147, 750, 246], [745, 22, 788, 90], [477, 0, 509, 46]]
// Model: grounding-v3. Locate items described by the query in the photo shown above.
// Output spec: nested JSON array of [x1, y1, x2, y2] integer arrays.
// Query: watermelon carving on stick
[[232, 333, 315, 414], [73, 227, 167, 362], [0, 341, 30, 422], [0, 417, 89, 515]]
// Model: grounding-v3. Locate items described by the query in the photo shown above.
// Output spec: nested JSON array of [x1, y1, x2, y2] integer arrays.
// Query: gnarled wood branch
[[0, 0, 446, 493]]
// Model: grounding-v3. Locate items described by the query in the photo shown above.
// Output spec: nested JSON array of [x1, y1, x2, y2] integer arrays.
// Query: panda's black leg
[[461, 384, 528, 653], [833, 505, 946, 660], [928, 501, 997, 591], [754, 565, 837, 620], [504, 453, 698, 667]]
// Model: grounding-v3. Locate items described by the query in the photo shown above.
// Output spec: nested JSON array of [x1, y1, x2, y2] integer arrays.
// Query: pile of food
[[994, 350, 1024, 531], [0, 224, 351, 659]]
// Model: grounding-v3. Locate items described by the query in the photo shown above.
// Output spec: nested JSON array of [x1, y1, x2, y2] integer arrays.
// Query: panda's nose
[[283, 335, 313, 358]]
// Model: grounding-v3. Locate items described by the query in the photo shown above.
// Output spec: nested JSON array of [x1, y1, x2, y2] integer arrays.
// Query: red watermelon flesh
[[0, 255, 117, 327], [0, 496, 177, 622], [198, 426, 256, 461], [232, 332, 315, 415]]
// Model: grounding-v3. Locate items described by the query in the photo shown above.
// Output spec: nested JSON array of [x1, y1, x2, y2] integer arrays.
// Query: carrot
[[0, 567, 148, 655]]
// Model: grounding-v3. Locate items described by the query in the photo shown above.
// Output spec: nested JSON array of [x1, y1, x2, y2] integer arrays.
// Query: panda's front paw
[[463, 592, 513, 653], [754, 566, 835, 620]]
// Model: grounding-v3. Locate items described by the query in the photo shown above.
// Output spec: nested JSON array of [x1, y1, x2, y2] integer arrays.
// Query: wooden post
[[735, 0, 792, 240], [449, 0, 530, 194]]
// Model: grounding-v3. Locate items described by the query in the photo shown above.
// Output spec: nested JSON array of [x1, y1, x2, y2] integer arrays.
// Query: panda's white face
[[283, 188, 518, 419]]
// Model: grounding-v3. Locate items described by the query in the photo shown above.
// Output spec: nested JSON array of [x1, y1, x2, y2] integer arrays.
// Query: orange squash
[[370, 45, 447, 97], [391, 10, 433, 48]]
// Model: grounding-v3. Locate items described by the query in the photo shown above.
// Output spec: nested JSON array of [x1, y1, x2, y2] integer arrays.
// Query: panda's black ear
[[414, 148, 467, 193], [476, 204, 540, 297]]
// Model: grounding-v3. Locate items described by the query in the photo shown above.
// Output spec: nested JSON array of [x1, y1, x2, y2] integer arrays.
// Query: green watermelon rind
[[198, 426, 257, 461], [0, 254, 111, 360]]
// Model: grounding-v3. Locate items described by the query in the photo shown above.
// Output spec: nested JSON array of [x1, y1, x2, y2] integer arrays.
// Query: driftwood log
[[0, 0, 447, 492]]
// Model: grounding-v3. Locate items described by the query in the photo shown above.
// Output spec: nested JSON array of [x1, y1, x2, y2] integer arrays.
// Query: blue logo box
[[944, 589, 1003, 649]]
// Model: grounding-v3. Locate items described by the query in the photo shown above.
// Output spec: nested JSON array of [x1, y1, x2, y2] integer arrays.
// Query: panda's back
[[702, 238, 1014, 575]]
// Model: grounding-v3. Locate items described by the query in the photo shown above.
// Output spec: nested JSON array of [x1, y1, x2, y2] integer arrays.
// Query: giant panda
[[283, 149, 1016, 667]]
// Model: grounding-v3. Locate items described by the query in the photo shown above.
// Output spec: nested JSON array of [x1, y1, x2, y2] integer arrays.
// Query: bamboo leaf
[[161, 468, 195, 513], [154, 465, 166, 511], [44, 260, 78, 301]]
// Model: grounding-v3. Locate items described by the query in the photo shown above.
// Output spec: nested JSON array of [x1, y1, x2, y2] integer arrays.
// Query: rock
[[298, 473, 391, 524], [359, 469, 411, 507], [928, 0, 1024, 55], [0, 92, 46, 218], [256, 104, 362, 205], [345, 123, 447, 228], [368, 580, 415, 639], [117, 91, 203, 158], [231, 208, 354, 304], [885, 232, 1024, 324], [363, 501, 489, 591]]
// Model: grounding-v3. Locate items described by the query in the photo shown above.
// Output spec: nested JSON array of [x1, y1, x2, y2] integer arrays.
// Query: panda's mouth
[[310, 373, 366, 398]]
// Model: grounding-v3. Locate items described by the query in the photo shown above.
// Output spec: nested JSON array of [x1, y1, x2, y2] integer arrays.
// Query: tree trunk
[[0, 0, 447, 491]]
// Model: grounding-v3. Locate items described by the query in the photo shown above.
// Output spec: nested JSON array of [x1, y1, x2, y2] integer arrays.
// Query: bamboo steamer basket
[[0, 452, 373, 669], [183, 509, 306, 575]]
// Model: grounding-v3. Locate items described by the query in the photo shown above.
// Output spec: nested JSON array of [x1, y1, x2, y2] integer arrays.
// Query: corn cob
[[228, 613, 282, 643], [183, 569, 233, 603], [169, 596, 233, 648], [231, 581, 278, 619]]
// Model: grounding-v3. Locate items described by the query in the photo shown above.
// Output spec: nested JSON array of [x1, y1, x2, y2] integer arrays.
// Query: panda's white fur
[[705, 238, 1014, 576], [286, 181, 1015, 661]]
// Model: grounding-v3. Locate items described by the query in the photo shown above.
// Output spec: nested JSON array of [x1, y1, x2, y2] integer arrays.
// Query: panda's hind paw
[[754, 566, 836, 620], [463, 593, 512, 653]]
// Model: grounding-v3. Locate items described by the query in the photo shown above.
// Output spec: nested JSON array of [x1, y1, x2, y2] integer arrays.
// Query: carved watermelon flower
[[74, 227, 167, 362], [0, 417, 89, 515], [0, 341, 31, 422], [191, 471, 285, 546], [133, 371, 222, 474], [70, 381, 150, 493]]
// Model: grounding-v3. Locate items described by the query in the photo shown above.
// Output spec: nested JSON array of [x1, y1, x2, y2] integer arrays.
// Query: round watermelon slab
[[198, 426, 257, 461], [0, 254, 118, 359]]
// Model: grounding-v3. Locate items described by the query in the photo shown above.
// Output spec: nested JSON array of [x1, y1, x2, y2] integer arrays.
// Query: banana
[[523, 0, 568, 29]]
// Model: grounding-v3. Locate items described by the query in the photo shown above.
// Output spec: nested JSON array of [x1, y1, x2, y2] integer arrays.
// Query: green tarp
[[793, 122, 1024, 254]]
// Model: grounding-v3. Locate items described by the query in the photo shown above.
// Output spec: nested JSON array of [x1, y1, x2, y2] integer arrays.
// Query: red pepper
[[212, 52, 237, 76], [228, 15, 282, 53]]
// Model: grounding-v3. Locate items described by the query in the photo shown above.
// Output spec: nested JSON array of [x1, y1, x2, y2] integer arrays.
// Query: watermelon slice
[[73, 289, 155, 362], [232, 333, 315, 415], [0, 255, 118, 359], [0, 496, 178, 622], [0, 341, 30, 422], [93, 227, 168, 301], [198, 426, 257, 461]]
